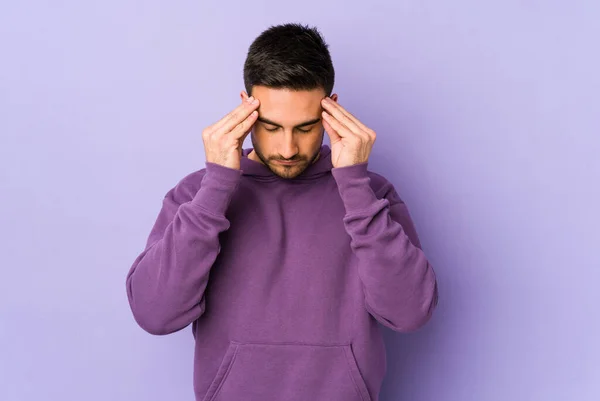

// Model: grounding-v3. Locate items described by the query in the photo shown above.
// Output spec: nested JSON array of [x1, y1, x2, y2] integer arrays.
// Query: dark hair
[[243, 23, 335, 95]]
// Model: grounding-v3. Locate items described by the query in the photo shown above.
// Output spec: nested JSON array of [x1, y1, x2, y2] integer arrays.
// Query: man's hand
[[321, 97, 376, 168], [202, 96, 260, 170]]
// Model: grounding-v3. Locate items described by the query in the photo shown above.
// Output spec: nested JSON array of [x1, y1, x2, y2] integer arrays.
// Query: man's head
[[242, 23, 337, 179]]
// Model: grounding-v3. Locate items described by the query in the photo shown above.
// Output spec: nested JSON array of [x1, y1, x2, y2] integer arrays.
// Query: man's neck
[[247, 150, 263, 164]]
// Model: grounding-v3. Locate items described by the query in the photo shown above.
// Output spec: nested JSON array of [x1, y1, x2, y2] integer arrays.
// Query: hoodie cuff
[[191, 162, 242, 215], [331, 162, 379, 213]]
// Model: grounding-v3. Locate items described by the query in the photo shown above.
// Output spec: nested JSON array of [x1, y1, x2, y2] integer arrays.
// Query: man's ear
[[240, 91, 249, 101], [330, 93, 338, 102]]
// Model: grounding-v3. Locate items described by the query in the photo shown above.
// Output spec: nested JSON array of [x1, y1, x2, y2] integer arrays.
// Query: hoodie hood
[[240, 145, 333, 182]]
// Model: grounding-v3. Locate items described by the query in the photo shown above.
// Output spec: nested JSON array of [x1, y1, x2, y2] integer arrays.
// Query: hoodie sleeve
[[331, 163, 438, 332], [126, 163, 242, 335]]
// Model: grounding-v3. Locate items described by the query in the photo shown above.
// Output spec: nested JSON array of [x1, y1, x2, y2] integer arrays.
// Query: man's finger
[[321, 101, 360, 135], [322, 98, 370, 133], [322, 111, 354, 138], [230, 111, 258, 140], [212, 98, 260, 135], [208, 102, 246, 133], [322, 118, 341, 144]]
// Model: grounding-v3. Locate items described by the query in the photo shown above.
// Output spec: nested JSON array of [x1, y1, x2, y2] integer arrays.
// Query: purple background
[[1, 1, 599, 400]]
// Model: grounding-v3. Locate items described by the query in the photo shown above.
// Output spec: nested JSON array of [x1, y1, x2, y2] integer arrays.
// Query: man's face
[[245, 86, 336, 179]]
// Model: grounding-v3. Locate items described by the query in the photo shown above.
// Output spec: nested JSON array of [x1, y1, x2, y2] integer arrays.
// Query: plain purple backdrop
[[1, 1, 599, 400]]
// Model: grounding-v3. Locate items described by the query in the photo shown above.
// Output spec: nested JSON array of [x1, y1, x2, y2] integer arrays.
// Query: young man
[[126, 23, 438, 401]]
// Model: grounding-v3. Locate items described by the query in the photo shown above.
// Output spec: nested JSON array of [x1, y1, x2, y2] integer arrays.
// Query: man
[[126, 23, 438, 401]]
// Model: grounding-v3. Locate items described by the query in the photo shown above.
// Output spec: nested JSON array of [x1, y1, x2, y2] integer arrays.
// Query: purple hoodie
[[126, 145, 438, 401]]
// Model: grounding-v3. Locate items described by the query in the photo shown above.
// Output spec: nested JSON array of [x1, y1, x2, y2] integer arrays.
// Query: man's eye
[[265, 126, 279, 132], [298, 127, 313, 133]]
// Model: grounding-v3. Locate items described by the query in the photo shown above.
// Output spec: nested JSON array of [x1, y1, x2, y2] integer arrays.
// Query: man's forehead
[[253, 86, 324, 125], [254, 87, 323, 106], [257, 104, 322, 126]]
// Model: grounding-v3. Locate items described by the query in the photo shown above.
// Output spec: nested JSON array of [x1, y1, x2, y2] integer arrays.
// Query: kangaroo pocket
[[202, 342, 372, 401]]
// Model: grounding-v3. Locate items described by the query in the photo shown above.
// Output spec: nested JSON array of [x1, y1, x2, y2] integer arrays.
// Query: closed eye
[[262, 124, 314, 133]]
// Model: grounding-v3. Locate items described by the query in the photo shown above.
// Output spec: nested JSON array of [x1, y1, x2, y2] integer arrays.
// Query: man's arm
[[126, 165, 241, 335], [332, 164, 438, 332], [321, 96, 438, 331], [126, 96, 259, 335]]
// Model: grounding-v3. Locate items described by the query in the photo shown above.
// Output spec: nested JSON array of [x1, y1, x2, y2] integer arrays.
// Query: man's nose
[[279, 132, 298, 159]]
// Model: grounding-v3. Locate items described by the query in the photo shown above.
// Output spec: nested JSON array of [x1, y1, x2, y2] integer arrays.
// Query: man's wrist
[[331, 163, 379, 213], [190, 163, 242, 214]]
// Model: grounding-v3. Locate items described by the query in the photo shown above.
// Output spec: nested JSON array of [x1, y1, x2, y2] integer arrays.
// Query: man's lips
[[274, 160, 300, 166]]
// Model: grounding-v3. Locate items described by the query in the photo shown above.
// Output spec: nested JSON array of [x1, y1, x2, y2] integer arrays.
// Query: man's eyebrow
[[257, 116, 321, 128]]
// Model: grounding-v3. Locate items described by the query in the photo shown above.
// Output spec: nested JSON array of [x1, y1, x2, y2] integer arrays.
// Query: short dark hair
[[243, 23, 335, 96]]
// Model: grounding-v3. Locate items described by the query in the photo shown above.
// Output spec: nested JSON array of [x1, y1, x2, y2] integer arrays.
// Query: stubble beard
[[251, 132, 324, 179]]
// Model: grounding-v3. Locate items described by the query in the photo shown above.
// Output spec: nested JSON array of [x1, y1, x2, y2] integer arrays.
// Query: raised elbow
[[368, 282, 439, 333], [126, 288, 186, 336], [131, 309, 171, 335], [395, 284, 439, 332]]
